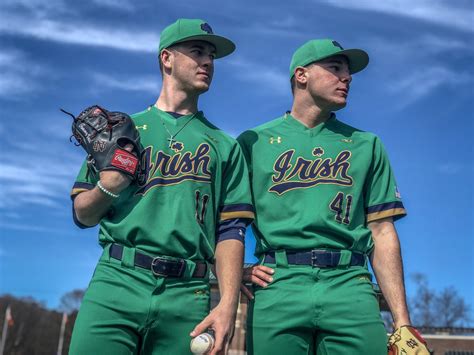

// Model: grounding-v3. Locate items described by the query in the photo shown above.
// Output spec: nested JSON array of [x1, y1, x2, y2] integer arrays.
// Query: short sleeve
[[364, 137, 406, 223], [219, 142, 255, 222], [236, 131, 253, 176], [70, 159, 97, 200]]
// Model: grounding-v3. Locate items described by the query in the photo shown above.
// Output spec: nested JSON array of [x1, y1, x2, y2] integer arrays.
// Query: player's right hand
[[190, 303, 235, 355], [240, 265, 274, 299]]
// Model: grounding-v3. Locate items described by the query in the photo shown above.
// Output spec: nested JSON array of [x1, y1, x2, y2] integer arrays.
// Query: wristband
[[97, 181, 120, 199]]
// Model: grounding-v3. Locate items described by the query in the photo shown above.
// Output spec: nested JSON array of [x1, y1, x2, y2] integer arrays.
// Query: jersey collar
[[283, 112, 336, 135], [149, 105, 203, 126]]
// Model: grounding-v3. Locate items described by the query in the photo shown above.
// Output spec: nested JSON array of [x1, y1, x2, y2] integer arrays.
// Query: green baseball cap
[[159, 18, 235, 59], [289, 39, 369, 78]]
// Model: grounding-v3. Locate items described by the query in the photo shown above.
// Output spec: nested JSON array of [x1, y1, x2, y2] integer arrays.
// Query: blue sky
[[1, 0, 473, 314]]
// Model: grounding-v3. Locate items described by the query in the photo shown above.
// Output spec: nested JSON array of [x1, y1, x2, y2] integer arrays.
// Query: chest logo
[[269, 148, 353, 195], [313, 147, 324, 157], [171, 141, 184, 152], [270, 136, 282, 144], [136, 143, 212, 195]]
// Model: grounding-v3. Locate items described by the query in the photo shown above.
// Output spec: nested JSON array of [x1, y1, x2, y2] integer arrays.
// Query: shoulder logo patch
[[395, 186, 401, 199], [205, 133, 219, 144]]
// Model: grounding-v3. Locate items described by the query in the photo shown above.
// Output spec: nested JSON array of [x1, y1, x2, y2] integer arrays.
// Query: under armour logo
[[270, 136, 282, 144], [332, 41, 344, 50], [406, 339, 418, 349], [201, 23, 213, 34], [136, 124, 147, 130]]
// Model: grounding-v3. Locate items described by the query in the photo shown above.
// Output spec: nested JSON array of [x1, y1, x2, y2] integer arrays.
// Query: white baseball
[[190, 332, 215, 354]]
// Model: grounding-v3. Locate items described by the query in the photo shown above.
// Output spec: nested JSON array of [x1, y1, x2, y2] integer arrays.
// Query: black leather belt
[[264, 249, 366, 268], [110, 244, 207, 278]]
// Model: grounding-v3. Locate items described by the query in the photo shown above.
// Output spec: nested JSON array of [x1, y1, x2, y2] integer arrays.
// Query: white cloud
[[1, 211, 21, 219], [0, 50, 47, 98], [437, 163, 463, 175], [419, 35, 471, 52], [0, 73, 38, 97], [387, 66, 471, 108], [228, 58, 290, 96], [90, 72, 160, 93], [91, 0, 135, 11], [269, 15, 299, 29], [322, 0, 473, 32], [368, 34, 472, 61], [2, 0, 69, 16], [0, 222, 65, 233], [0, 151, 80, 210], [0, 0, 150, 52], [0, 16, 158, 53], [358, 34, 474, 107]]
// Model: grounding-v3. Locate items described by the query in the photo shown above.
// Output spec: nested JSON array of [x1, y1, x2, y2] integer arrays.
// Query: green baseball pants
[[69, 245, 210, 355], [246, 252, 387, 355]]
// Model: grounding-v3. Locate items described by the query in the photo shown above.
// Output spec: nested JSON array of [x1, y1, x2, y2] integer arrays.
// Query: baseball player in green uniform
[[69, 19, 254, 354], [238, 39, 412, 354]]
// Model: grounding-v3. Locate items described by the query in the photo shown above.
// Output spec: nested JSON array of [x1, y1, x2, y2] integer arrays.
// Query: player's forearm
[[214, 239, 244, 310], [73, 171, 131, 227], [369, 218, 411, 328], [74, 188, 115, 226]]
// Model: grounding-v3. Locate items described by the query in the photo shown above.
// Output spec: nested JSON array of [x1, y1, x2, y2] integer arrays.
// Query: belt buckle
[[151, 256, 185, 278], [310, 250, 319, 267], [311, 250, 332, 268]]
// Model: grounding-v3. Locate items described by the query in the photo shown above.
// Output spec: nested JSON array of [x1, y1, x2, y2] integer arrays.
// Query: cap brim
[[337, 48, 369, 74], [172, 34, 236, 59]]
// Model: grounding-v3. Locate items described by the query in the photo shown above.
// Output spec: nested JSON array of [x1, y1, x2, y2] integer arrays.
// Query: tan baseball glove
[[388, 326, 431, 355]]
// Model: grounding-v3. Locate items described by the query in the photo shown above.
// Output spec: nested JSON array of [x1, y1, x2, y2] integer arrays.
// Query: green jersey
[[237, 113, 405, 257], [72, 106, 254, 261]]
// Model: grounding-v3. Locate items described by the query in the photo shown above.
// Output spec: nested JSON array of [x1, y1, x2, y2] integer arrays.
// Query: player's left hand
[[240, 264, 275, 299], [190, 303, 236, 355]]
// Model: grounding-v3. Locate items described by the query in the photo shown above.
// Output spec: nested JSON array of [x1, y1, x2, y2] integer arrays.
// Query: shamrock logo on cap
[[332, 41, 344, 50], [200, 23, 213, 34]]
